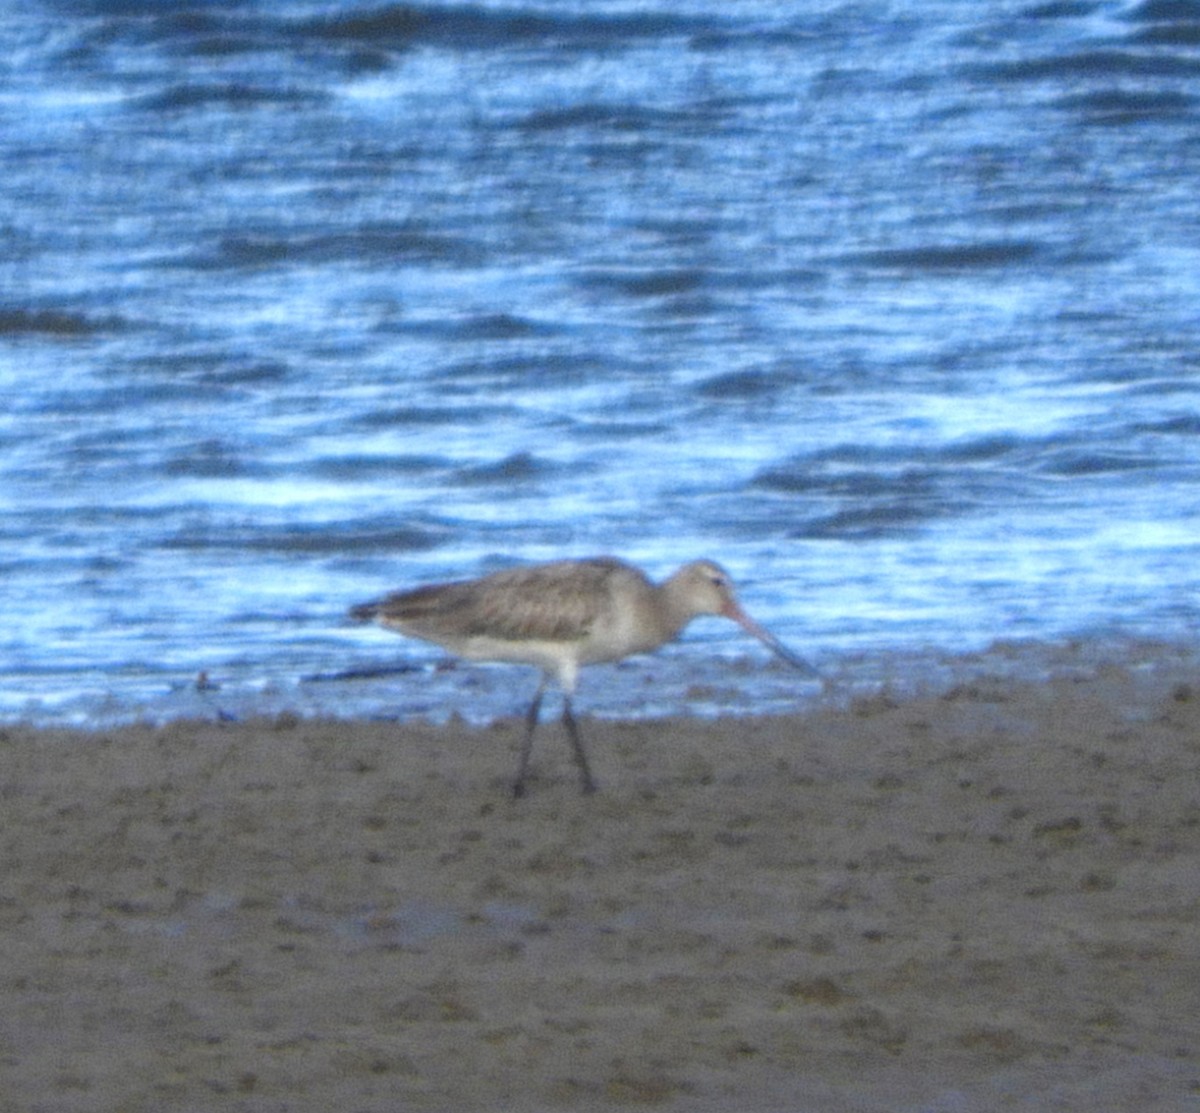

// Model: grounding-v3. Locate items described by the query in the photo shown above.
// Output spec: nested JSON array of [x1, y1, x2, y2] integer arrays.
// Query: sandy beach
[[2, 647, 1198, 1112]]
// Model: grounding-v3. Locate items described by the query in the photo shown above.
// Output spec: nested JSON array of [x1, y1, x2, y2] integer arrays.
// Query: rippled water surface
[[2, 1, 1199, 723]]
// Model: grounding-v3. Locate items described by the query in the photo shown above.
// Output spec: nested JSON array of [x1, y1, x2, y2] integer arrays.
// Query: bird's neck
[[656, 574, 702, 640]]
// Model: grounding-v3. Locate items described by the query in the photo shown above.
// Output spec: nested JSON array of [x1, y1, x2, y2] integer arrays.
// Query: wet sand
[[2, 651, 1198, 1111]]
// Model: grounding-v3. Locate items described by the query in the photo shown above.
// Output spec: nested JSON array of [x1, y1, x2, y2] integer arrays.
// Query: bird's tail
[[348, 600, 381, 623]]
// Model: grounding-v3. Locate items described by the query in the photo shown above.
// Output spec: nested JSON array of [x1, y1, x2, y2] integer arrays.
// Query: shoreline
[[7, 630, 1199, 734], [2, 650, 1198, 1110]]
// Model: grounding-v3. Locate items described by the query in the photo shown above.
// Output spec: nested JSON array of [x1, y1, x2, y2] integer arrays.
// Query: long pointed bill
[[723, 603, 821, 679]]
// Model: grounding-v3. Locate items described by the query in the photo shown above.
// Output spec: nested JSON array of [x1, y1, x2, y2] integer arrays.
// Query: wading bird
[[350, 556, 817, 795]]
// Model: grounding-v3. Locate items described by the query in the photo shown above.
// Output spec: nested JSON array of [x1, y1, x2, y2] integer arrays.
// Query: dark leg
[[513, 682, 544, 798], [562, 696, 597, 795]]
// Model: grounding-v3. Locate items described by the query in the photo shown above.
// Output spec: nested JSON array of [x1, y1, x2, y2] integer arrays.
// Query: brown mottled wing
[[366, 558, 642, 644]]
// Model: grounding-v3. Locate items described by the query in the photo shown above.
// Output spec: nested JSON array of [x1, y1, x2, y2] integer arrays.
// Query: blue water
[[3, 1, 1199, 725]]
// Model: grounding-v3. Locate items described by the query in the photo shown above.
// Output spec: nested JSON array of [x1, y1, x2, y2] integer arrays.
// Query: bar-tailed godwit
[[350, 556, 817, 795]]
